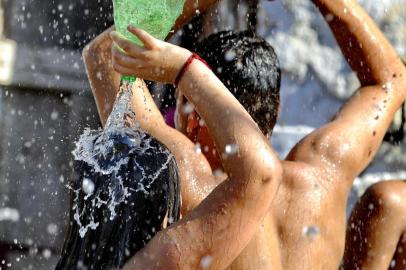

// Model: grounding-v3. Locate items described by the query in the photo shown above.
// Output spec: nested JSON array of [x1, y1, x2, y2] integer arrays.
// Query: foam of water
[[73, 83, 141, 175], [70, 82, 172, 238]]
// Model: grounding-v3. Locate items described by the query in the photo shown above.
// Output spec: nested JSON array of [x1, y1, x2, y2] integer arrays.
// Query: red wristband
[[174, 52, 211, 87]]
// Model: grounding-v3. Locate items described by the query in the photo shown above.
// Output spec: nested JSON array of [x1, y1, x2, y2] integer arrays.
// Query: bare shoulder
[[285, 125, 354, 174], [286, 128, 346, 163], [364, 180, 406, 210]]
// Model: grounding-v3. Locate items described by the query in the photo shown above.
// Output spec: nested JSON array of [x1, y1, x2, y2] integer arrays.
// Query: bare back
[[226, 160, 348, 270], [230, 0, 406, 268]]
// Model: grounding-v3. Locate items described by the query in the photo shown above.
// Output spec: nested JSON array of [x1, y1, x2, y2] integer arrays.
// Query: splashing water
[[200, 255, 214, 269], [57, 82, 180, 269], [73, 83, 141, 175], [71, 82, 179, 233]]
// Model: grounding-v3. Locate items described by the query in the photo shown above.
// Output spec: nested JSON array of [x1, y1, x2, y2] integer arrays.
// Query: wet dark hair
[[56, 131, 180, 269], [195, 30, 281, 135]]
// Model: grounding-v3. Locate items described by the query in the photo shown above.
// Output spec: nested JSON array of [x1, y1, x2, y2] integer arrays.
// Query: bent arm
[[170, 0, 219, 35], [127, 79, 218, 213], [125, 60, 282, 270], [83, 26, 120, 124], [83, 32, 217, 213], [290, 0, 406, 182]]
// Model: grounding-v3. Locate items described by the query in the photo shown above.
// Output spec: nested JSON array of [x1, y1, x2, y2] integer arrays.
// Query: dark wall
[[3, 0, 113, 49], [0, 0, 108, 268]]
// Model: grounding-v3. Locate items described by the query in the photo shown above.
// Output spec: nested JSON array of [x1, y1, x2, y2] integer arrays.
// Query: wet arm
[[124, 59, 282, 270], [83, 26, 121, 124], [170, 0, 219, 35], [343, 181, 406, 269], [127, 79, 218, 213], [290, 0, 406, 181], [84, 32, 217, 213]]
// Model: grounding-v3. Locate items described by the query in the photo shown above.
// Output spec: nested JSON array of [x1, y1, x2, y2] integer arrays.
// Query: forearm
[[131, 80, 218, 212], [343, 185, 404, 269], [178, 60, 277, 182], [83, 27, 121, 125], [313, 0, 406, 86], [170, 0, 219, 35], [128, 79, 166, 130], [117, 27, 282, 270], [126, 172, 281, 270], [297, 0, 406, 181]]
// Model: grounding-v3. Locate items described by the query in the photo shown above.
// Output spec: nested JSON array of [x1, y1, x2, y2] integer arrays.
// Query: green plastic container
[[113, 0, 185, 81]]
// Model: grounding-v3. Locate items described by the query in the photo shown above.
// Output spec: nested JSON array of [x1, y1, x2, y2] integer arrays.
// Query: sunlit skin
[[83, 0, 406, 269], [83, 9, 282, 270], [343, 180, 406, 270]]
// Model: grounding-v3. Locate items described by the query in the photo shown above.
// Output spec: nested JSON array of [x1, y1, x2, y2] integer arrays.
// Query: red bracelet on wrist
[[174, 52, 211, 87]]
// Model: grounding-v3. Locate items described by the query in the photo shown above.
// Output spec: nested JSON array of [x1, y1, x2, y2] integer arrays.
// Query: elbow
[[82, 46, 93, 73], [82, 44, 96, 67], [249, 146, 282, 192], [262, 157, 282, 190], [245, 143, 282, 188], [82, 40, 94, 60], [82, 38, 103, 65], [260, 144, 283, 183]]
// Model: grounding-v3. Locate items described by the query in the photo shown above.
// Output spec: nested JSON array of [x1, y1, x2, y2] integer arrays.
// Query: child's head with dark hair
[[175, 30, 281, 170], [195, 30, 281, 135]]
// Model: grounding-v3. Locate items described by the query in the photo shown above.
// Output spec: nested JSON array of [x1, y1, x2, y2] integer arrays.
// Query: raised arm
[[83, 0, 220, 123], [288, 0, 406, 182], [83, 30, 218, 213], [111, 27, 282, 269], [170, 0, 219, 35], [82, 26, 120, 124]]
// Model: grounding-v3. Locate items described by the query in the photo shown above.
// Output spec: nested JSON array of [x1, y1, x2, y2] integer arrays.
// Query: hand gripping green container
[[113, 0, 185, 81]]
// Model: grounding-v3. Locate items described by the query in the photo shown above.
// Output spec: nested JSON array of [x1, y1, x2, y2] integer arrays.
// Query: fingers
[[111, 46, 144, 68], [110, 31, 146, 56], [127, 25, 156, 49], [111, 61, 136, 76]]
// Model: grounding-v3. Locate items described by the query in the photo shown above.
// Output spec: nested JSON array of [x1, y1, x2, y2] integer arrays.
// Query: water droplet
[[213, 169, 224, 178], [0, 208, 20, 222], [199, 118, 205, 127], [42, 249, 52, 260], [194, 143, 202, 154], [182, 102, 194, 114], [51, 111, 59, 120], [382, 82, 393, 91], [200, 255, 213, 269], [302, 225, 320, 239], [82, 178, 95, 195], [47, 223, 58, 235], [325, 13, 334, 22], [224, 144, 239, 155], [225, 50, 236, 62]]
